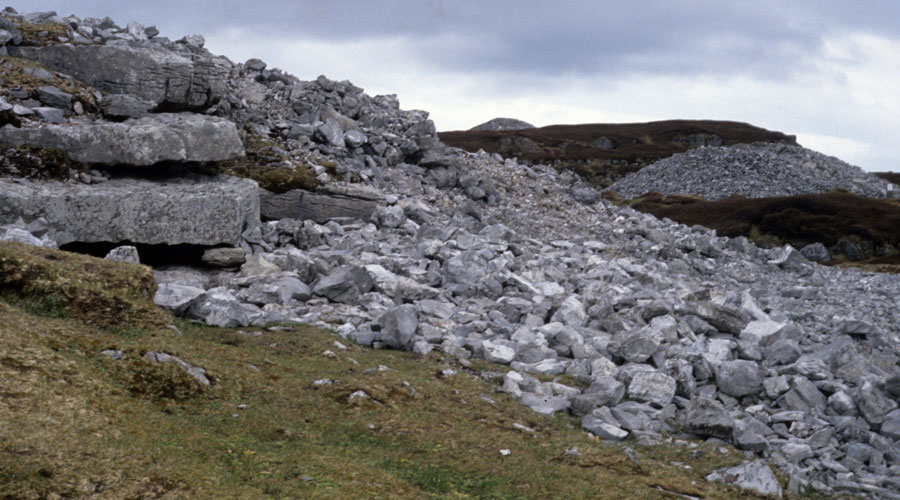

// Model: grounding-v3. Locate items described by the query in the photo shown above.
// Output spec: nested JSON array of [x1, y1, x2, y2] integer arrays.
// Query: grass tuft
[[0, 241, 167, 328]]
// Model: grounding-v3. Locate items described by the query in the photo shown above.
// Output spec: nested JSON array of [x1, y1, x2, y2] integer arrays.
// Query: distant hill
[[440, 119, 798, 187]]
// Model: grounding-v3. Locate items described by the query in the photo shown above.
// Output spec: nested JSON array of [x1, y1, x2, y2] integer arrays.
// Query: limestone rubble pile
[[2, 8, 900, 499], [469, 117, 536, 131], [608, 142, 896, 200]]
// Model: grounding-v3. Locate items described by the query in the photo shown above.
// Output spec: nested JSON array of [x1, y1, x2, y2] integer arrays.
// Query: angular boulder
[[376, 304, 419, 349], [715, 360, 763, 398], [0, 174, 259, 246], [582, 411, 629, 440], [9, 44, 230, 110], [706, 461, 782, 499], [683, 398, 735, 440], [186, 287, 249, 328], [694, 302, 750, 334], [0, 113, 244, 166], [154, 283, 205, 314], [312, 265, 375, 305], [627, 371, 676, 407]]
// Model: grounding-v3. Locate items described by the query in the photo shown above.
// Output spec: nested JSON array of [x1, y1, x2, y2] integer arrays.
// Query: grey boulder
[[715, 360, 763, 398], [104, 245, 140, 264], [706, 461, 782, 499], [202, 247, 247, 267], [683, 398, 735, 440], [376, 304, 419, 349], [38, 85, 72, 109], [154, 283, 205, 314], [312, 265, 375, 305], [581, 411, 629, 440], [101, 94, 155, 119], [693, 302, 750, 334], [799, 242, 830, 262], [186, 287, 249, 328], [32, 108, 64, 124], [627, 371, 676, 407]]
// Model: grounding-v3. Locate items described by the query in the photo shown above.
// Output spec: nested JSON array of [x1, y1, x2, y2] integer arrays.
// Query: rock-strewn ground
[[1, 8, 900, 499]]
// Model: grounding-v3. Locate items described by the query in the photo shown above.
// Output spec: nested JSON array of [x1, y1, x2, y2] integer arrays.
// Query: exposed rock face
[[9, 44, 231, 111], [0, 175, 259, 245], [0, 114, 244, 166], [469, 117, 535, 131], [609, 142, 895, 200]]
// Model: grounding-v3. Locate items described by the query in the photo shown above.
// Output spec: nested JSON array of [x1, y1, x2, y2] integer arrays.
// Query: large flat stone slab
[[0, 175, 259, 246], [0, 113, 244, 166], [9, 44, 230, 111]]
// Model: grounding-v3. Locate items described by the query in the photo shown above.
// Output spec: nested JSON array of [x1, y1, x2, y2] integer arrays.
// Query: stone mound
[[470, 117, 535, 131], [609, 142, 894, 200]]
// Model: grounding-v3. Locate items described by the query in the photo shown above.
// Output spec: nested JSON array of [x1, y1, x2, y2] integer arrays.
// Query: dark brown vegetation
[[440, 120, 797, 187], [875, 171, 900, 186], [0, 145, 89, 180], [213, 130, 320, 193], [619, 190, 900, 269], [0, 55, 101, 117], [11, 18, 69, 46]]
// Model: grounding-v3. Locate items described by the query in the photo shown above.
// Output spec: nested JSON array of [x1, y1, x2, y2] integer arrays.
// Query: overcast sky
[[13, 1, 900, 171]]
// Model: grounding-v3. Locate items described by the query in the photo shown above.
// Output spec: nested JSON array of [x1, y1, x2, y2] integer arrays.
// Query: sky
[[12, 1, 900, 171]]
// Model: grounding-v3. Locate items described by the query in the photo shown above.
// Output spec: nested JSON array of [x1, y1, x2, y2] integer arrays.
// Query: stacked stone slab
[[0, 175, 258, 245], [0, 113, 244, 166], [8, 35, 230, 111]]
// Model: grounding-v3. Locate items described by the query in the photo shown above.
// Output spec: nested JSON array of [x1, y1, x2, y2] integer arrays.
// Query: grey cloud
[[16, 0, 900, 83]]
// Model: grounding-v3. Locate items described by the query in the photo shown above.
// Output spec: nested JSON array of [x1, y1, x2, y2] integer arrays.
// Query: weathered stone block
[[0, 113, 244, 166], [0, 174, 259, 246]]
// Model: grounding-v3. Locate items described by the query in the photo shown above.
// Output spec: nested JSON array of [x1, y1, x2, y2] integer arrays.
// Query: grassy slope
[[0, 241, 812, 499]]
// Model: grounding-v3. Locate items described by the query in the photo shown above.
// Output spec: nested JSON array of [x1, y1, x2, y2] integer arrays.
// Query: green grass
[[0, 242, 814, 499]]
